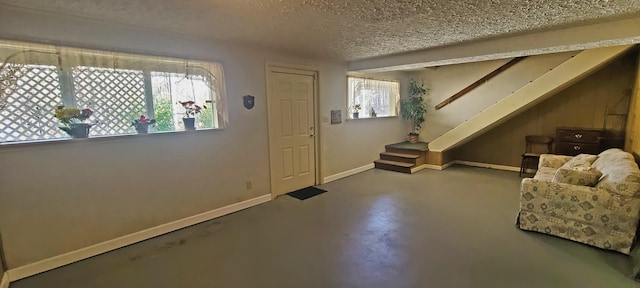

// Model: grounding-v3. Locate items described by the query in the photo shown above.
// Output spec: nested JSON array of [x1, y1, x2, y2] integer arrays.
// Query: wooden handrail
[[435, 56, 526, 110]]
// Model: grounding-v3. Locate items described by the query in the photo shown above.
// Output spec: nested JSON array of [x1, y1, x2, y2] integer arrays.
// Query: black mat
[[287, 186, 327, 200]]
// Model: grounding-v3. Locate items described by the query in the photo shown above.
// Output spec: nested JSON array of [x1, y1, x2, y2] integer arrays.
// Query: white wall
[[407, 51, 578, 142], [0, 6, 406, 268]]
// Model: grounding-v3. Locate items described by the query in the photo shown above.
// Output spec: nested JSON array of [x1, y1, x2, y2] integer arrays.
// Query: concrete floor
[[11, 166, 640, 287]]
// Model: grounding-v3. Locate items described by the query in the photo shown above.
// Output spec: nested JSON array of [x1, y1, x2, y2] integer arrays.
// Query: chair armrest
[[520, 178, 640, 231], [538, 154, 572, 169]]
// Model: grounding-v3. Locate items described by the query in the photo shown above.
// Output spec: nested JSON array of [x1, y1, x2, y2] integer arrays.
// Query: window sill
[[0, 128, 221, 150], [346, 115, 399, 121]]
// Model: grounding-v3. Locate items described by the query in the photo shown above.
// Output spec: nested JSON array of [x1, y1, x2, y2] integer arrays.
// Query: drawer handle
[[573, 145, 581, 151], [574, 133, 583, 139]]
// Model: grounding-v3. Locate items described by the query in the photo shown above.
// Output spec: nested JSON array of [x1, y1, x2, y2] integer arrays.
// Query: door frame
[[265, 62, 321, 198]]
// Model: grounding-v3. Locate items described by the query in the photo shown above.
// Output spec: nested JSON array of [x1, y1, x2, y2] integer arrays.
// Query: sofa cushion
[[534, 167, 557, 182], [592, 148, 640, 197], [538, 154, 573, 169], [552, 168, 602, 186], [560, 154, 598, 170]]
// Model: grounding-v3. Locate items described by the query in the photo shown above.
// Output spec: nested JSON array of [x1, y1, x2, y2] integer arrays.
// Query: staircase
[[428, 44, 634, 153], [374, 142, 428, 173]]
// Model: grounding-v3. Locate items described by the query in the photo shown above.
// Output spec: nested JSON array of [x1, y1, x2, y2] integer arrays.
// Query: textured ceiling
[[1, 0, 640, 61]]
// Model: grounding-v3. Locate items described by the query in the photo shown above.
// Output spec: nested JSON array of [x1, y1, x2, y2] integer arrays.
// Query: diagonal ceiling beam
[[348, 16, 640, 73]]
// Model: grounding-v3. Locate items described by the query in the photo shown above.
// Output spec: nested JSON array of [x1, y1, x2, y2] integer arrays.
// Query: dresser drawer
[[556, 129, 602, 143], [555, 142, 600, 156]]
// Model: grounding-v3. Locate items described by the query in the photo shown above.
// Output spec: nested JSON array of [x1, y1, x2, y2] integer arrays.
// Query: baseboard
[[415, 164, 443, 171], [323, 163, 374, 183], [455, 160, 536, 173], [442, 161, 456, 170], [410, 164, 429, 173], [1, 272, 9, 288], [415, 161, 456, 171], [6, 194, 272, 282]]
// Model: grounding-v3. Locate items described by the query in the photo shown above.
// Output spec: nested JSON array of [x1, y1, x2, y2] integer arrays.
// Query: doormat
[[287, 186, 327, 200]]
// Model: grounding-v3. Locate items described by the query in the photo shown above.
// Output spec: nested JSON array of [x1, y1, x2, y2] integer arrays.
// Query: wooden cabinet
[[555, 128, 602, 156]]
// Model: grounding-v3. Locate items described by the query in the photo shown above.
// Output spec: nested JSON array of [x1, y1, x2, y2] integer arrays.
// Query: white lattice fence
[[0, 65, 64, 142], [73, 67, 147, 136]]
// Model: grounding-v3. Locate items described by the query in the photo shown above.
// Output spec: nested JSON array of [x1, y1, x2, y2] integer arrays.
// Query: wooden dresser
[[555, 127, 603, 156]]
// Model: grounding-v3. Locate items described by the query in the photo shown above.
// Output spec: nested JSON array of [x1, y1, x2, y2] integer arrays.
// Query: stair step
[[384, 147, 423, 156], [374, 159, 415, 168], [374, 160, 413, 174], [380, 152, 420, 159], [380, 152, 418, 164]]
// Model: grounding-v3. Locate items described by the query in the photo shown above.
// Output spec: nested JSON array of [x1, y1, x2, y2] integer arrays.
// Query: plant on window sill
[[55, 105, 98, 138], [179, 100, 208, 131], [350, 104, 362, 119], [132, 115, 156, 134]]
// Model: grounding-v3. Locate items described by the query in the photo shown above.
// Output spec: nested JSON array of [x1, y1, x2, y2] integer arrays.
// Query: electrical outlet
[[245, 181, 252, 190]]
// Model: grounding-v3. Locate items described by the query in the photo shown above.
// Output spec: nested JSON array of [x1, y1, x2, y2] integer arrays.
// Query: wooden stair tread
[[380, 151, 420, 159], [374, 159, 415, 168], [385, 141, 429, 151]]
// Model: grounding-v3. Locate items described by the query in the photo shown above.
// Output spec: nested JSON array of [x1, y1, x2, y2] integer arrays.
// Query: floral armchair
[[517, 149, 640, 254]]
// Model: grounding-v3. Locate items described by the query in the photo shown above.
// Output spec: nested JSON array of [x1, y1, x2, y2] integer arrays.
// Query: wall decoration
[[243, 95, 255, 109], [331, 110, 342, 124]]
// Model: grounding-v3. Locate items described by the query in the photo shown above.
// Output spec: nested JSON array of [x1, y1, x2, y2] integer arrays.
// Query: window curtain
[[348, 76, 399, 116], [0, 39, 229, 127]]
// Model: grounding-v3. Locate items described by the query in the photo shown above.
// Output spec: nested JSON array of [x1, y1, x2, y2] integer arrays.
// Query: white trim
[[6, 194, 272, 282], [404, 160, 535, 173], [323, 163, 374, 183], [442, 161, 456, 170], [455, 160, 521, 172], [0, 272, 8, 288], [455, 160, 536, 173], [414, 161, 456, 171], [410, 164, 429, 173], [414, 164, 443, 171]]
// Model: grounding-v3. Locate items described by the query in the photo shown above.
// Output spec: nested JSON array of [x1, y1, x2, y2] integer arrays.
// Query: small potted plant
[[400, 79, 428, 143], [369, 107, 377, 118], [55, 105, 97, 138], [352, 104, 361, 119], [179, 100, 207, 130], [131, 115, 156, 134]]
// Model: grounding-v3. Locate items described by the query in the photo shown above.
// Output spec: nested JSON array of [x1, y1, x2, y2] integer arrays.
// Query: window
[[347, 76, 399, 119], [0, 40, 228, 143]]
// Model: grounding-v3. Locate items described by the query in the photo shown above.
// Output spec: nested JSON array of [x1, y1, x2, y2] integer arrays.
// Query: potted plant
[[55, 105, 97, 138], [400, 79, 428, 143], [131, 115, 156, 134], [351, 104, 361, 119], [179, 100, 207, 130]]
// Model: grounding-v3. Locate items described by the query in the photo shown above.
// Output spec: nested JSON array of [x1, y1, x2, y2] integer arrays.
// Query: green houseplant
[[400, 79, 427, 143]]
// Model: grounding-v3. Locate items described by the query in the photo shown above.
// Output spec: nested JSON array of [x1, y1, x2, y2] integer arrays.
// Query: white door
[[267, 68, 317, 197]]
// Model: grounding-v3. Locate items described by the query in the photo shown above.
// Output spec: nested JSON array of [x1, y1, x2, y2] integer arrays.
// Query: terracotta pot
[[407, 134, 419, 143]]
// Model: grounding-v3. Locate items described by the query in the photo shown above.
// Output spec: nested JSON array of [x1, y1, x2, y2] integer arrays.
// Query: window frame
[[0, 41, 227, 145], [346, 76, 400, 120]]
